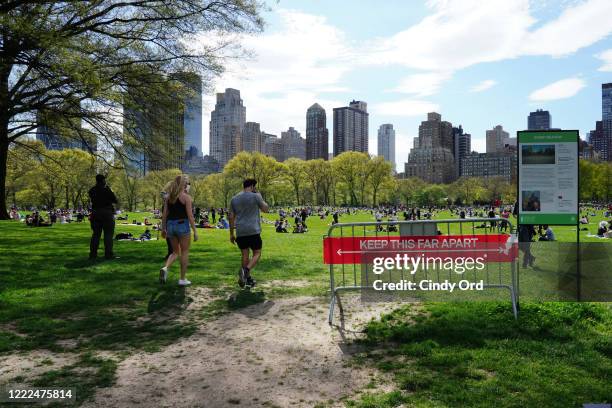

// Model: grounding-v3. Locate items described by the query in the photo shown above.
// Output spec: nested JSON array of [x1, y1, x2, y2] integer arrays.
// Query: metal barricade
[[325, 218, 519, 325]]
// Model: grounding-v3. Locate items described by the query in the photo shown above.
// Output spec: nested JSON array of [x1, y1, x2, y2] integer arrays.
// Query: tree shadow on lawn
[[0, 282, 198, 354]]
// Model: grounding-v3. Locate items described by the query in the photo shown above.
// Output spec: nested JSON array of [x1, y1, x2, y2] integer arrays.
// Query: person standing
[[229, 179, 269, 288], [89, 174, 118, 260], [159, 175, 198, 286], [161, 183, 174, 261]]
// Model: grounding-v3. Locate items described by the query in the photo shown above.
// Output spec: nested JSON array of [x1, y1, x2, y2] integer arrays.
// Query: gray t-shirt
[[230, 191, 265, 237]]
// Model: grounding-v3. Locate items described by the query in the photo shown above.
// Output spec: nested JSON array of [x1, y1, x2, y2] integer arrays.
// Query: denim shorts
[[166, 218, 190, 238]]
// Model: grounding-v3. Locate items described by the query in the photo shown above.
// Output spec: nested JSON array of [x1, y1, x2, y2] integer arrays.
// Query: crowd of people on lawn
[[7, 173, 612, 284]]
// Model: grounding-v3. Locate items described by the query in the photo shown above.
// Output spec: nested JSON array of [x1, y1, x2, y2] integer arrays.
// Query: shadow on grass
[[348, 302, 612, 408], [227, 289, 264, 308], [147, 286, 187, 313]]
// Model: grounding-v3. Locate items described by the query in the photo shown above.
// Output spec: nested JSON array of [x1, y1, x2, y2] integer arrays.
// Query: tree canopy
[[0, 0, 264, 218]]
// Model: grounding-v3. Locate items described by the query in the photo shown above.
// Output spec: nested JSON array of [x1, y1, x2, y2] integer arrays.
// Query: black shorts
[[236, 234, 262, 250]]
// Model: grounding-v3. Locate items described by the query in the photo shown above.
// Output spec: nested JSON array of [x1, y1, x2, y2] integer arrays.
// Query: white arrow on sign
[[336, 247, 508, 256]]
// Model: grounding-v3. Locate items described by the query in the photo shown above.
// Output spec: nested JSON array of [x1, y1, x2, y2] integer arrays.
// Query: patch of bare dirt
[[0, 351, 80, 384], [84, 294, 399, 408], [259, 279, 312, 289]]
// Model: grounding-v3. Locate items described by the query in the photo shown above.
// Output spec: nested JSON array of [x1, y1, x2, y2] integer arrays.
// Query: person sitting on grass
[[144, 217, 152, 226], [597, 221, 608, 237], [10, 208, 20, 221], [32, 211, 51, 227], [217, 216, 229, 229], [580, 215, 589, 224], [139, 229, 152, 241], [388, 214, 398, 232], [275, 219, 288, 233], [293, 221, 306, 233], [538, 225, 555, 241]]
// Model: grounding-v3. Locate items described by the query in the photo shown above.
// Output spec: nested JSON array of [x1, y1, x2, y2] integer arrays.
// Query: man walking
[[89, 174, 118, 260], [229, 179, 269, 288]]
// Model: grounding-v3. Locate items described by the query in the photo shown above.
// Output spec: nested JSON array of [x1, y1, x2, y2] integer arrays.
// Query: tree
[[142, 169, 181, 210], [448, 177, 485, 205], [204, 172, 239, 208], [54, 149, 97, 208], [416, 184, 448, 207], [224, 152, 285, 200], [107, 166, 141, 212], [283, 158, 306, 205], [332, 152, 369, 206], [1, 1, 264, 219], [304, 159, 325, 205], [398, 177, 426, 206], [6, 140, 43, 207], [367, 156, 393, 206]]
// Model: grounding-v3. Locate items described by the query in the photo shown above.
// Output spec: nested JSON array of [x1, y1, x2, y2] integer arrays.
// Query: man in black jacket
[[89, 174, 118, 260]]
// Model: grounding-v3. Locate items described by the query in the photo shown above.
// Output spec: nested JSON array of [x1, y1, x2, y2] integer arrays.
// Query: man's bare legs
[[241, 248, 261, 279]]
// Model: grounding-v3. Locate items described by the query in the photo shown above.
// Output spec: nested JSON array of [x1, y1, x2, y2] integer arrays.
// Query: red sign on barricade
[[323, 234, 517, 264]]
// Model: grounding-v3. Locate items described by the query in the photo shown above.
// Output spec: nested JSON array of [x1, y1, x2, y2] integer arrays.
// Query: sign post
[[517, 130, 580, 300]]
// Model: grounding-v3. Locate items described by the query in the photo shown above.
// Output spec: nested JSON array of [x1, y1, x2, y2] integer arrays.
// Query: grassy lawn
[[0, 209, 610, 406]]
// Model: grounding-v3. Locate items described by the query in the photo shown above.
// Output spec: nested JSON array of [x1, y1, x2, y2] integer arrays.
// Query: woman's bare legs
[[164, 236, 181, 268], [178, 234, 191, 280]]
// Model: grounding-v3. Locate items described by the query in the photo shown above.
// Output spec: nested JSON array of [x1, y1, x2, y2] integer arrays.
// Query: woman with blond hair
[[159, 174, 198, 285]]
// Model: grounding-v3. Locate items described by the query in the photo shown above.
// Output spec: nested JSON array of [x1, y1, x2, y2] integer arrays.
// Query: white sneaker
[[159, 266, 168, 283], [178, 279, 191, 286]]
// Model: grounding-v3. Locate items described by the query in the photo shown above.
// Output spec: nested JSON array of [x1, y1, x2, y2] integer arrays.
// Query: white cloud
[[371, 99, 440, 117], [393, 132, 417, 169], [389, 72, 452, 96], [366, 0, 533, 70], [200, 9, 356, 152], [199, 1, 612, 154], [522, 0, 612, 57], [529, 78, 586, 101], [596, 49, 612, 71], [366, 0, 612, 70], [470, 79, 497, 92]]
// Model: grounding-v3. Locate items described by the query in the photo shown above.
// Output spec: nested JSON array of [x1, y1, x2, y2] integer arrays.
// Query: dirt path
[[84, 294, 397, 408]]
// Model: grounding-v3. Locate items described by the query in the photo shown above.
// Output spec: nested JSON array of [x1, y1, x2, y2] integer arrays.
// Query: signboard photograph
[[517, 130, 579, 225]]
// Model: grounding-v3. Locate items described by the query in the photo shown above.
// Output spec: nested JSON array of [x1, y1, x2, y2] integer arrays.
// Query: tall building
[[178, 73, 203, 158], [333, 100, 368, 156], [603, 83, 612, 121], [263, 133, 284, 162], [452, 125, 471, 177], [461, 151, 517, 181], [209, 88, 246, 168], [602, 83, 612, 162], [404, 112, 455, 184], [281, 127, 306, 160], [183, 155, 220, 175], [590, 121, 608, 161], [242, 122, 264, 153], [122, 81, 184, 175], [377, 124, 395, 170], [36, 103, 96, 151], [486, 125, 510, 153], [528, 109, 551, 130], [306, 103, 329, 160]]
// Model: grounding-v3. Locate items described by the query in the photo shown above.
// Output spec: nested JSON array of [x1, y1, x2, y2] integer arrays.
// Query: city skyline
[[197, 0, 612, 167]]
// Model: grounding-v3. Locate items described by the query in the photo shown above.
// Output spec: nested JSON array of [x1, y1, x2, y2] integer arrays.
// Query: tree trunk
[[0, 134, 9, 219]]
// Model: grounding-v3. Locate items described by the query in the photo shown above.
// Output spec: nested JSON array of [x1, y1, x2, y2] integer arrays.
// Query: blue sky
[[202, 0, 612, 170]]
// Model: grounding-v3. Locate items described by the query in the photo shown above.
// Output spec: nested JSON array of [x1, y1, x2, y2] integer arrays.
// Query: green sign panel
[[517, 130, 579, 226]]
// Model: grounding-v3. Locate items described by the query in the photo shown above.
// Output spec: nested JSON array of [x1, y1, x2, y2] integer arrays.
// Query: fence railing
[[325, 218, 519, 325]]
